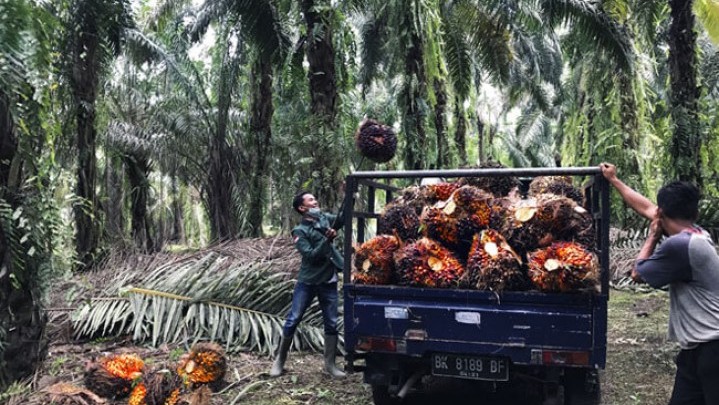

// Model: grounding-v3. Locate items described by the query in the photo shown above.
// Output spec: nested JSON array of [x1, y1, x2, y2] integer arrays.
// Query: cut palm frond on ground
[[72, 248, 338, 354]]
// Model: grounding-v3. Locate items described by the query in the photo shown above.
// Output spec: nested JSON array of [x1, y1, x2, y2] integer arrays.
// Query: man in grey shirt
[[601, 163, 719, 405]]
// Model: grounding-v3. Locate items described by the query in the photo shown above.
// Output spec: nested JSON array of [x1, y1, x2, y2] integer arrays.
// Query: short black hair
[[657, 181, 700, 221], [292, 191, 311, 214]]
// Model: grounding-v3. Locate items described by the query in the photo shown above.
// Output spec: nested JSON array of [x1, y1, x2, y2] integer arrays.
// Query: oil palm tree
[[61, 0, 135, 267], [1, 0, 64, 389]]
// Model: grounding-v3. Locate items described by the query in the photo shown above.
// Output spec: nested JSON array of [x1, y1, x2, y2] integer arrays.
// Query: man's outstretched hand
[[599, 162, 617, 182]]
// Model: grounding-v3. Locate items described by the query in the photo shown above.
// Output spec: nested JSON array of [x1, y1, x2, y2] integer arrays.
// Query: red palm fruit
[[355, 119, 397, 163], [353, 235, 401, 285], [465, 230, 527, 291], [527, 242, 599, 293], [177, 343, 226, 390], [377, 203, 421, 241], [529, 176, 584, 204], [456, 162, 521, 197], [394, 237, 465, 288], [84, 353, 144, 399], [422, 182, 460, 202]]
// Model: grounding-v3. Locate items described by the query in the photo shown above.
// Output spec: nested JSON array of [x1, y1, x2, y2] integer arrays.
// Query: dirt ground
[[1, 288, 675, 405]]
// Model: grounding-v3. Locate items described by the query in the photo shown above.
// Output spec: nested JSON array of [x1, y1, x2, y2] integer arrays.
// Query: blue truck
[[341, 167, 609, 405]]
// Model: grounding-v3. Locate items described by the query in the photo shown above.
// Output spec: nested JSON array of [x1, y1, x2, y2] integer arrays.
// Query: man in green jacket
[[270, 191, 346, 378]]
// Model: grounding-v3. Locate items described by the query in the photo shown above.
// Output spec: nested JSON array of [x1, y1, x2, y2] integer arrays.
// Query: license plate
[[431, 353, 509, 381]]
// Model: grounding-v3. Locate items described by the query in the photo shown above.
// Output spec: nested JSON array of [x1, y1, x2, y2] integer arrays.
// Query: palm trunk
[[0, 93, 46, 390], [124, 154, 153, 252], [104, 153, 125, 244], [171, 175, 185, 244], [302, 0, 337, 125], [403, 29, 427, 170], [72, 27, 100, 268], [475, 114, 483, 165], [0, 93, 16, 187], [668, 0, 702, 188], [433, 78, 448, 168], [248, 55, 273, 237]]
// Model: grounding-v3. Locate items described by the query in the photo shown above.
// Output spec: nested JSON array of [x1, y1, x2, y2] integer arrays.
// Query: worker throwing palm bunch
[[270, 191, 346, 378], [600, 162, 719, 404]]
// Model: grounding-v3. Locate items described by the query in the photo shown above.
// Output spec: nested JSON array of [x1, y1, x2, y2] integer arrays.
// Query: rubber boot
[[270, 335, 292, 377], [323, 334, 346, 378]]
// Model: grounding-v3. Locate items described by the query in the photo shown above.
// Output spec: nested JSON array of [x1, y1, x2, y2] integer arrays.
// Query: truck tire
[[371, 385, 403, 405], [564, 369, 601, 405]]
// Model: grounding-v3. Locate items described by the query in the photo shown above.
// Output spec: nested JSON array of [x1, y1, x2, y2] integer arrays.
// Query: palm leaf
[[72, 253, 335, 353], [539, 0, 633, 72], [695, 0, 719, 45]]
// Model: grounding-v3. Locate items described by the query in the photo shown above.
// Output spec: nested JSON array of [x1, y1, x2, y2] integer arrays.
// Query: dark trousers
[[669, 340, 719, 405], [282, 281, 338, 337]]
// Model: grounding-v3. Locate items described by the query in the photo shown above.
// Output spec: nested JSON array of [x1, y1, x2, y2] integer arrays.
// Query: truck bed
[[345, 284, 607, 368]]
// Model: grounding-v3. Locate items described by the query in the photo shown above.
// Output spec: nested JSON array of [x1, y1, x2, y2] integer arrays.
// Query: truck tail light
[[356, 337, 397, 352], [541, 350, 590, 366]]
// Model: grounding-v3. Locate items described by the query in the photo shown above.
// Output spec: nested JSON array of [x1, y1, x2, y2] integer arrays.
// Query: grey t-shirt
[[636, 228, 719, 349]]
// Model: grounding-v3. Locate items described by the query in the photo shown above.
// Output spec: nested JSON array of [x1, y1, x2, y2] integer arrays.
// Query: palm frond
[[539, 0, 634, 72], [441, 3, 472, 98], [73, 253, 334, 353], [695, 0, 719, 45]]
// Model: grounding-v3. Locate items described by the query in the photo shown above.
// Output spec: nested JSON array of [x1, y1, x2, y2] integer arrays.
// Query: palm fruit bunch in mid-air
[[84, 353, 145, 399], [177, 343, 227, 390], [457, 161, 521, 197], [394, 237, 465, 288], [526, 242, 599, 292], [377, 203, 421, 241], [128, 370, 181, 405], [464, 230, 527, 292], [355, 119, 397, 163], [529, 176, 584, 205], [353, 235, 401, 285]]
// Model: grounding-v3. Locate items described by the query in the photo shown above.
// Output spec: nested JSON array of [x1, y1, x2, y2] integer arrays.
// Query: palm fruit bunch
[[527, 242, 599, 293], [450, 186, 494, 244], [394, 237, 465, 288], [355, 119, 397, 163], [128, 370, 182, 405], [386, 186, 429, 215], [84, 353, 145, 399], [177, 343, 227, 390], [457, 161, 521, 197], [464, 230, 527, 292], [533, 193, 596, 249], [420, 186, 493, 257], [353, 235, 401, 285], [529, 176, 584, 205], [421, 182, 460, 202], [420, 207, 460, 250], [377, 203, 420, 241], [502, 193, 589, 256], [499, 198, 554, 257]]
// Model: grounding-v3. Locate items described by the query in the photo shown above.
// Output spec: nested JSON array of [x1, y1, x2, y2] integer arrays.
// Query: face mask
[[307, 207, 322, 219]]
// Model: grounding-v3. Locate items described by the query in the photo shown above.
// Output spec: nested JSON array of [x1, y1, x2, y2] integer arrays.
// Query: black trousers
[[669, 340, 719, 405]]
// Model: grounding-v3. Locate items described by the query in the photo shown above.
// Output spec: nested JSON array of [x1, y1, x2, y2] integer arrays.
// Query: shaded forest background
[[5, 0, 719, 393]]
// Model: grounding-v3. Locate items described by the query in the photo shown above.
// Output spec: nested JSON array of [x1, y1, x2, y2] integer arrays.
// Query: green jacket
[[292, 211, 344, 284]]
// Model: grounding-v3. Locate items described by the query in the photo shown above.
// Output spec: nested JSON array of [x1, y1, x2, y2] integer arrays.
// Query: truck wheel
[[564, 370, 601, 405], [371, 385, 403, 405]]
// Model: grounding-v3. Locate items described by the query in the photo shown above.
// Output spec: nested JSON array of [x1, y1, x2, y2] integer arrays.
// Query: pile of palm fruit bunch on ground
[[352, 168, 599, 294], [79, 343, 226, 405]]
